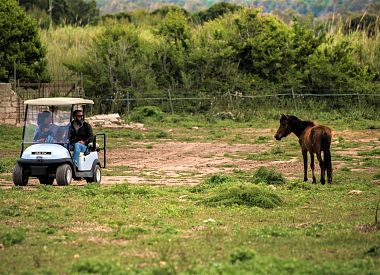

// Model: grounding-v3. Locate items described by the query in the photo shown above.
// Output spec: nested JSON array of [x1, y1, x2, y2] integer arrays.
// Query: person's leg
[[73, 142, 87, 167]]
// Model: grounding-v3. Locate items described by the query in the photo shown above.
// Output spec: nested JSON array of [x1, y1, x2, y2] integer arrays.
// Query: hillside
[[96, 0, 378, 15]]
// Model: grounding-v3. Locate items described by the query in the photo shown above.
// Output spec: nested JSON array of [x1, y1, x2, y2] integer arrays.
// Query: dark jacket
[[69, 121, 94, 145]]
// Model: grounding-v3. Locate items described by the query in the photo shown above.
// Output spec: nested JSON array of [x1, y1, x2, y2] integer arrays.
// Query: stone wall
[[0, 83, 23, 126]]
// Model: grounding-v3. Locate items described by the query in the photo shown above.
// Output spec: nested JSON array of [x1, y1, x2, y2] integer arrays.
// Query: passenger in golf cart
[[69, 109, 94, 168], [33, 111, 54, 143]]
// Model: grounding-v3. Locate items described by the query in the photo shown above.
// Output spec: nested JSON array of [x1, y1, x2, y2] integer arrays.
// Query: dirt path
[[1, 129, 379, 188], [104, 140, 301, 186]]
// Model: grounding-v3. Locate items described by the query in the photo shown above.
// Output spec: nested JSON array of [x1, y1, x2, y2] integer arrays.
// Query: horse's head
[[274, 114, 293, 140]]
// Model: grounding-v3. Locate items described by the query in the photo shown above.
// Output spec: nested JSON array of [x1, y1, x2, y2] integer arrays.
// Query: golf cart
[[13, 97, 106, 186]]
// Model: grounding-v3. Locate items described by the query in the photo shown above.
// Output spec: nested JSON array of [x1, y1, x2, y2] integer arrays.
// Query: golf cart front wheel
[[86, 164, 101, 183], [56, 164, 72, 186], [13, 164, 29, 186]]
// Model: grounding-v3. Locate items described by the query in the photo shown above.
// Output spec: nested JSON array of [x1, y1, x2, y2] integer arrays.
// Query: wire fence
[[95, 90, 380, 115]]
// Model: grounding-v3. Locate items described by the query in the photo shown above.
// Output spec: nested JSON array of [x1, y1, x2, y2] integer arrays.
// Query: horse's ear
[[281, 114, 288, 119]]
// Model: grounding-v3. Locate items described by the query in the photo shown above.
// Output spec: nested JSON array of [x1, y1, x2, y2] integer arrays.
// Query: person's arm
[[69, 124, 76, 144], [85, 123, 94, 145]]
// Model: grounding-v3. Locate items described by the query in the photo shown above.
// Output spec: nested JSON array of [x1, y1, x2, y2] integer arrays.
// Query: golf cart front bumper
[[17, 158, 73, 177]]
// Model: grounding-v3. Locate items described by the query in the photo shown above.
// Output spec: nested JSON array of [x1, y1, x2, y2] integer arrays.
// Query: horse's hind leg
[[302, 149, 308, 182], [316, 152, 325, 185], [310, 153, 316, 184], [325, 149, 332, 184]]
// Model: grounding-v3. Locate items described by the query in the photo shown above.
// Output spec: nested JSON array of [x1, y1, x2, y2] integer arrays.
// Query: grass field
[[0, 114, 379, 274]]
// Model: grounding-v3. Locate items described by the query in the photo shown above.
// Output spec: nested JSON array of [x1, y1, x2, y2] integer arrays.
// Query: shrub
[[252, 167, 286, 185], [0, 229, 26, 247], [71, 260, 122, 274], [191, 174, 235, 192], [130, 106, 164, 122], [230, 250, 256, 264], [202, 184, 282, 208]]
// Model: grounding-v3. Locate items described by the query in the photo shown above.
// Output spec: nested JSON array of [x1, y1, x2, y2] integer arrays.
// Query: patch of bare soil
[[104, 141, 302, 186], [1, 128, 379, 188]]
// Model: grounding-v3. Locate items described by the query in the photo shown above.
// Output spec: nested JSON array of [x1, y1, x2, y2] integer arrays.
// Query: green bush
[[191, 174, 235, 192], [130, 106, 164, 123], [0, 229, 26, 247], [373, 173, 380, 180], [202, 184, 282, 208], [252, 167, 286, 185], [230, 250, 256, 264], [71, 260, 123, 274]]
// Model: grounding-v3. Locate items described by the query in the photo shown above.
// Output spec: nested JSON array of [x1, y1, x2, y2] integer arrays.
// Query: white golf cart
[[13, 97, 106, 186]]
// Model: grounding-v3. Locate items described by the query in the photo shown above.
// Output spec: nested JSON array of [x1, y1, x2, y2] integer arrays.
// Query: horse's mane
[[289, 116, 315, 136]]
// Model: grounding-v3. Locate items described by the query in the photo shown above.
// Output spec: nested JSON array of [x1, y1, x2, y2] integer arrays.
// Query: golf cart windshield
[[24, 105, 72, 144]]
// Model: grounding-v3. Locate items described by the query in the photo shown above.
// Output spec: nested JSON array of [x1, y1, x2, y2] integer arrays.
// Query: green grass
[[0, 114, 379, 274], [0, 178, 378, 274]]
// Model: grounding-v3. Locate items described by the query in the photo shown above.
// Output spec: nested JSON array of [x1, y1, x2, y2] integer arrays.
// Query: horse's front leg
[[302, 149, 308, 182], [310, 152, 316, 184]]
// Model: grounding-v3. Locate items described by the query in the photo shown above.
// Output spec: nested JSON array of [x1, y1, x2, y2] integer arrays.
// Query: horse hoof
[[304, 178, 308, 182], [321, 179, 326, 185]]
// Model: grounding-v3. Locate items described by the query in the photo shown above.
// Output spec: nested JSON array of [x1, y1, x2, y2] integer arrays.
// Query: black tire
[[13, 164, 29, 186], [86, 164, 101, 183], [56, 164, 72, 186], [38, 177, 54, 185]]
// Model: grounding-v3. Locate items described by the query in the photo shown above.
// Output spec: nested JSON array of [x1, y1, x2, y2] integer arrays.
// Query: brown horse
[[274, 114, 332, 184]]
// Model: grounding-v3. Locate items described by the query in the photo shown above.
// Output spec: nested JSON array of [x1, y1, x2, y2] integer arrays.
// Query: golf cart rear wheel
[[13, 164, 29, 186], [38, 176, 54, 185], [86, 164, 101, 183], [56, 164, 72, 186]]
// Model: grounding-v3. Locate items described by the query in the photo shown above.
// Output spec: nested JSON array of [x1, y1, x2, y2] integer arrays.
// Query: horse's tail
[[322, 131, 332, 183]]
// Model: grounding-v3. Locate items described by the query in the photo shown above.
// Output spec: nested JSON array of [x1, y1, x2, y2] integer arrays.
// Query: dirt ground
[[1, 129, 379, 188]]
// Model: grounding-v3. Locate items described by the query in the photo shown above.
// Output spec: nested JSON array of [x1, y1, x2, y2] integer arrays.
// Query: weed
[[202, 184, 282, 208], [146, 144, 153, 149], [252, 167, 286, 185], [191, 174, 236, 192], [71, 259, 123, 274], [0, 205, 21, 217], [358, 148, 380, 156], [115, 226, 149, 240], [0, 229, 26, 247], [0, 157, 17, 173], [230, 249, 256, 264], [254, 136, 270, 144], [365, 245, 380, 257], [373, 173, 380, 180], [287, 180, 311, 190]]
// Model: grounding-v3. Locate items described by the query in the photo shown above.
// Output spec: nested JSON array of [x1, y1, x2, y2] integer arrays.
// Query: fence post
[[168, 90, 174, 114], [357, 92, 361, 110], [291, 87, 298, 112], [126, 92, 130, 114]]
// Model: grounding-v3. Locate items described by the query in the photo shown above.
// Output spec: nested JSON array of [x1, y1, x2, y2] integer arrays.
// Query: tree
[[192, 2, 243, 24], [0, 0, 48, 82], [19, 0, 99, 27]]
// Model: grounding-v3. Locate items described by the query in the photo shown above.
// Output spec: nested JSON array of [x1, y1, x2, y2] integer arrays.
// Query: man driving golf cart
[[13, 97, 106, 186]]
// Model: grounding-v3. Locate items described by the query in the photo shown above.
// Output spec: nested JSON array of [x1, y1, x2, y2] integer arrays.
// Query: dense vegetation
[[95, 0, 378, 15], [4, 1, 380, 117], [0, 0, 48, 82]]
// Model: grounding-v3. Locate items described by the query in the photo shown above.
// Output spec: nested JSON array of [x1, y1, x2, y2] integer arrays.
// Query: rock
[[203, 218, 216, 223], [86, 114, 147, 130], [348, 190, 363, 195]]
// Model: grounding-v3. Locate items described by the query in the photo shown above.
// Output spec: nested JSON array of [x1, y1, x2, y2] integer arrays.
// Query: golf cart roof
[[24, 97, 94, 106]]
